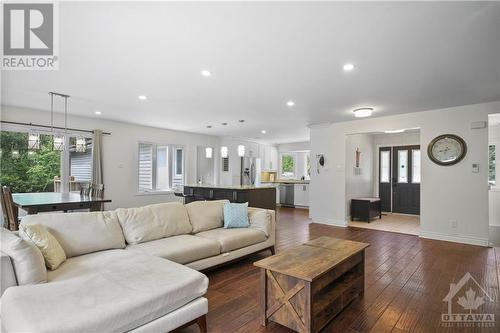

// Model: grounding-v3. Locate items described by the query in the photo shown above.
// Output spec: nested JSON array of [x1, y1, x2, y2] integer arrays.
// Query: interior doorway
[[346, 130, 421, 235]]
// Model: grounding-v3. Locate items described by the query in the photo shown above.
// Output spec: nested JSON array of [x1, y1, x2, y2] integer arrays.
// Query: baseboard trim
[[312, 216, 347, 227], [419, 231, 489, 247]]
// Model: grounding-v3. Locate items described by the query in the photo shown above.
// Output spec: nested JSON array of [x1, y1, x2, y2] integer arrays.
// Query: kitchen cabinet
[[293, 184, 309, 207], [260, 145, 279, 171]]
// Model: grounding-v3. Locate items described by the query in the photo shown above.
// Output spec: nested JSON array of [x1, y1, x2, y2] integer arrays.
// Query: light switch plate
[[472, 163, 479, 173]]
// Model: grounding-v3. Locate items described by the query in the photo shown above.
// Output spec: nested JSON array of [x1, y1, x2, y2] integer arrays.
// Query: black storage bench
[[350, 197, 382, 222]]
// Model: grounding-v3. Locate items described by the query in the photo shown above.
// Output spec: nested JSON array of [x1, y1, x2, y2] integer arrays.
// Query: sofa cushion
[[1, 250, 208, 333], [1, 228, 47, 285], [186, 200, 228, 233], [195, 227, 267, 252], [19, 224, 67, 270], [126, 234, 220, 264], [248, 207, 272, 237], [21, 211, 125, 258], [223, 202, 249, 228], [116, 202, 192, 245]]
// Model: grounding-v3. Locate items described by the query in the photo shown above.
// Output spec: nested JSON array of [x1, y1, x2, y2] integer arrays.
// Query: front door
[[392, 145, 420, 214]]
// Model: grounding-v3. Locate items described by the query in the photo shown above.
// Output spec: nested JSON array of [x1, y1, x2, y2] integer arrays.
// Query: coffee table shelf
[[254, 236, 369, 333]]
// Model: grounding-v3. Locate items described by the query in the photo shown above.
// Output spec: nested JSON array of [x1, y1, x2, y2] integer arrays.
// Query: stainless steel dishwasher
[[279, 184, 294, 207]]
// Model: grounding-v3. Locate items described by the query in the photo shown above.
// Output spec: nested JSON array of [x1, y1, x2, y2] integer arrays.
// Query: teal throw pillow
[[223, 202, 249, 228]]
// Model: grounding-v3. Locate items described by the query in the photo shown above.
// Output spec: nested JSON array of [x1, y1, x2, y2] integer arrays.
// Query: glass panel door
[[398, 150, 408, 183]]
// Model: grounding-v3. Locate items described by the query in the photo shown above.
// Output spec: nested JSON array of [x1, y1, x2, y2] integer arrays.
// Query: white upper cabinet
[[260, 144, 278, 171]]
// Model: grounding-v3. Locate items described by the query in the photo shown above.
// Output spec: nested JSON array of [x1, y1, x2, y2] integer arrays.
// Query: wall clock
[[427, 134, 467, 166]]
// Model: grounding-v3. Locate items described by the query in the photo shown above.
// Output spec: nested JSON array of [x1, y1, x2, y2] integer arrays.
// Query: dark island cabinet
[[183, 185, 276, 210]]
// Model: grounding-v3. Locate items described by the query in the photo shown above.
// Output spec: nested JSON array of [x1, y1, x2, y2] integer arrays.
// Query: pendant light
[[220, 146, 228, 158], [50, 92, 70, 151], [205, 147, 213, 159], [237, 145, 245, 157], [75, 136, 86, 152], [28, 130, 40, 150]]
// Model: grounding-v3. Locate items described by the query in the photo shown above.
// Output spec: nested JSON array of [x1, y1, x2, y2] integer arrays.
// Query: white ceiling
[[2, 1, 500, 144]]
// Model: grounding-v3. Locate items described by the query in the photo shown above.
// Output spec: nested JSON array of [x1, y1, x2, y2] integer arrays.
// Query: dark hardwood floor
[[180, 208, 500, 333]]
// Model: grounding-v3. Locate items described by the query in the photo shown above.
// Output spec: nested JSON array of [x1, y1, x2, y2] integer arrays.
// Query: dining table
[[12, 192, 112, 215]]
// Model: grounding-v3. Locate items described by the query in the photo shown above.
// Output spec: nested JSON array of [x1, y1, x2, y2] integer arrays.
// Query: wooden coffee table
[[254, 236, 369, 333]]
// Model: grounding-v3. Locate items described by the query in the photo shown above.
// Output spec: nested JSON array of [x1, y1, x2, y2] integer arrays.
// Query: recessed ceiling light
[[94, 110, 102, 115], [286, 101, 295, 107], [353, 107, 374, 118], [221, 122, 228, 126], [384, 129, 405, 134], [238, 119, 245, 123], [201, 70, 211, 77], [206, 125, 212, 129], [138, 95, 147, 100], [343, 63, 355, 71], [261, 130, 267, 134]]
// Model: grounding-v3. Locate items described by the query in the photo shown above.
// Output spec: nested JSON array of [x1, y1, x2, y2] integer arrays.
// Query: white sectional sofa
[[0, 200, 275, 333]]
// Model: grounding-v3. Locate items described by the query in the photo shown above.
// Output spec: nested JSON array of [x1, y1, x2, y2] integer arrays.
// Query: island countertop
[[184, 184, 277, 190], [183, 184, 276, 210]]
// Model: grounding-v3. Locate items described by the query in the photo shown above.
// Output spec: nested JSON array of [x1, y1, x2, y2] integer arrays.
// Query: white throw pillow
[[186, 200, 229, 233], [1, 228, 47, 284], [248, 207, 270, 236], [19, 224, 67, 270], [116, 202, 192, 245]]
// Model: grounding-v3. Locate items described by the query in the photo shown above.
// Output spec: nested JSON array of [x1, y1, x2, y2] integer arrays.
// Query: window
[[380, 150, 390, 183], [138, 142, 184, 192], [412, 149, 421, 183], [490, 144, 496, 185], [0, 131, 61, 193], [398, 150, 408, 183], [222, 157, 229, 172], [280, 153, 295, 178]]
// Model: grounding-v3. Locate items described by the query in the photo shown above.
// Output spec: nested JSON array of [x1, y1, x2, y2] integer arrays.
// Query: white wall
[[278, 141, 310, 152], [345, 134, 374, 216], [1, 105, 221, 209], [310, 101, 500, 246], [196, 146, 216, 185]]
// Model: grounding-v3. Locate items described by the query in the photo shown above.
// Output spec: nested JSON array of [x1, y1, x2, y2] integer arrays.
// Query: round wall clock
[[427, 134, 467, 166]]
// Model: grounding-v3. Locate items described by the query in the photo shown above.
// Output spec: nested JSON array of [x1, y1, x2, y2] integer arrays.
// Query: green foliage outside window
[[489, 145, 496, 184], [1, 131, 61, 193], [281, 154, 294, 176]]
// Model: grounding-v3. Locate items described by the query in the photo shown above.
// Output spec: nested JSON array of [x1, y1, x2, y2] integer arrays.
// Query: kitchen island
[[183, 184, 276, 210]]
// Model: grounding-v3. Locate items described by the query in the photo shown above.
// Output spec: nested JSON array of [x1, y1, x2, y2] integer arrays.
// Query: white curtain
[[91, 129, 103, 185]]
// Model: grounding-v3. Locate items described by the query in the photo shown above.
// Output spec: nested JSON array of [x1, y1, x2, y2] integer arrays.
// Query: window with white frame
[[138, 142, 184, 192], [280, 153, 296, 178]]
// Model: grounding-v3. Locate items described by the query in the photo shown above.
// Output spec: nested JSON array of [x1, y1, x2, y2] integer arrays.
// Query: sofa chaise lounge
[[0, 200, 275, 332]]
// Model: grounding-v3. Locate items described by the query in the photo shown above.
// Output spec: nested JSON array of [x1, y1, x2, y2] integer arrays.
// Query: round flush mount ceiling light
[[261, 130, 267, 134], [286, 101, 295, 107], [384, 129, 405, 134], [238, 119, 245, 123], [353, 107, 374, 118], [221, 122, 228, 126], [206, 125, 212, 129], [343, 63, 355, 71], [138, 95, 147, 100], [201, 70, 211, 77], [94, 110, 102, 115]]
